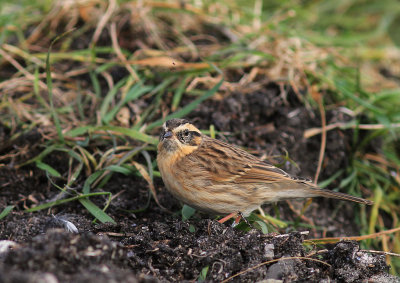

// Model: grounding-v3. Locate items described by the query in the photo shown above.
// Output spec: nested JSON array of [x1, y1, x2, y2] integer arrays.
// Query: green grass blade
[[197, 266, 209, 282], [78, 198, 116, 224], [105, 165, 132, 175], [83, 170, 105, 194], [100, 77, 129, 122], [36, 161, 62, 177], [103, 84, 152, 124], [25, 192, 110, 212], [76, 84, 85, 120], [256, 213, 288, 228], [0, 205, 14, 220], [46, 31, 75, 143], [67, 161, 83, 186], [254, 220, 269, 234], [209, 124, 216, 139], [18, 145, 68, 167], [132, 77, 178, 129], [65, 126, 91, 137], [141, 150, 154, 180], [317, 170, 344, 188], [369, 186, 383, 235], [182, 204, 196, 221], [124, 83, 152, 102], [96, 126, 158, 144], [65, 126, 157, 145], [33, 66, 49, 108], [146, 78, 224, 131], [89, 70, 101, 97], [339, 170, 357, 189], [335, 79, 383, 115], [172, 75, 191, 111]]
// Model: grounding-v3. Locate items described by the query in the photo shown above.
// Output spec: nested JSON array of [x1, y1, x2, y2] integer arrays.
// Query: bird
[[156, 118, 373, 224]]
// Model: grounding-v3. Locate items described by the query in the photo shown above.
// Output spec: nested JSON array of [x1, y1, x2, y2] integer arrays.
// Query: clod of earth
[[0, 219, 395, 282]]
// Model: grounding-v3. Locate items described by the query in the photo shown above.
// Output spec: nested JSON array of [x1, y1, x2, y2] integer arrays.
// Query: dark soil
[[0, 85, 397, 282]]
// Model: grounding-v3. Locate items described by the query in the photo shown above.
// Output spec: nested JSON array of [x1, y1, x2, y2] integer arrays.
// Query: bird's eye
[[178, 129, 191, 143]]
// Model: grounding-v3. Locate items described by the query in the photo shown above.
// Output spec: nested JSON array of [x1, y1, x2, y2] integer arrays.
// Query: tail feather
[[310, 187, 373, 205]]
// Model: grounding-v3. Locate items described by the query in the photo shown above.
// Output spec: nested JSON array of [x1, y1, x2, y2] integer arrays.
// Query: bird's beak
[[162, 131, 173, 140]]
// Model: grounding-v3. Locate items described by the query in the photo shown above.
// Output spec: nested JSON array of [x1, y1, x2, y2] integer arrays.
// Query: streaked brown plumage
[[157, 119, 373, 220]]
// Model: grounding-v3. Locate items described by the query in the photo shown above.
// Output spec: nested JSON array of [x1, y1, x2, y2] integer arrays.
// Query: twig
[[313, 88, 326, 184]]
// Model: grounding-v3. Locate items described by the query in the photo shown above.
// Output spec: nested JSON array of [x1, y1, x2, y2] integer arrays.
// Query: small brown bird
[[157, 119, 373, 223]]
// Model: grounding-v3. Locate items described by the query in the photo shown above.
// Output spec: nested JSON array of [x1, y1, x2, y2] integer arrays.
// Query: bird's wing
[[232, 162, 302, 184], [196, 137, 305, 185]]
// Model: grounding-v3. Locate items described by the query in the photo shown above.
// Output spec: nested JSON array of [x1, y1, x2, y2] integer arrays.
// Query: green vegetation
[[1, 0, 399, 274]]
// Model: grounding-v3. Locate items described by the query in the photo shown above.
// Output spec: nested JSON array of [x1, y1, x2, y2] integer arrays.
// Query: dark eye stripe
[[190, 131, 201, 137]]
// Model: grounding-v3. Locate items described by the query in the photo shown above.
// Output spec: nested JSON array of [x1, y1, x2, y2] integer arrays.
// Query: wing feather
[[194, 136, 298, 185]]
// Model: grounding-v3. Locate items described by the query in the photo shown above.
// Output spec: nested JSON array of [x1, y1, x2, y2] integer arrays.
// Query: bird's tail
[[309, 185, 373, 205]]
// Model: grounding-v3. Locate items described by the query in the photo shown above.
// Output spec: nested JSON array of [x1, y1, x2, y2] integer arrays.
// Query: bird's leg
[[218, 212, 237, 223], [233, 213, 242, 226], [218, 212, 251, 227], [234, 212, 252, 227]]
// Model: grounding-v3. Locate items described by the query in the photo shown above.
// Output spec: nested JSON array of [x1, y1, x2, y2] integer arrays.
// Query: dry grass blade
[[126, 57, 210, 69], [304, 122, 400, 139], [91, 0, 117, 45], [361, 250, 400, 258], [311, 86, 326, 184], [221, 256, 331, 283], [110, 22, 139, 81], [305, 226, 400, 244], [0, 48, 49, 92], [132, 161, 167, 211]]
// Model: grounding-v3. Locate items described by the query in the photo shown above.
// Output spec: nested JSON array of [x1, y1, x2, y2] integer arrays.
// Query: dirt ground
[[0, 84, 398, 282]]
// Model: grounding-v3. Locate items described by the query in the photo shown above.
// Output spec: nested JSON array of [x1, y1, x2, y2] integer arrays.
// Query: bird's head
[[157, 119, 203, 155]]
